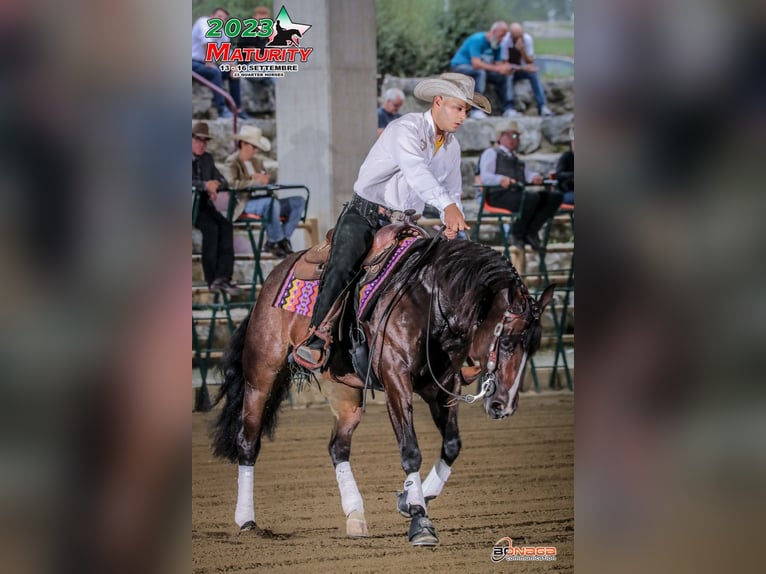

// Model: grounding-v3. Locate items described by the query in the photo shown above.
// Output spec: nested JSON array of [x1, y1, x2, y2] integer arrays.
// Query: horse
[[210, 235, 554, 546], [267, 19, 303, 47]]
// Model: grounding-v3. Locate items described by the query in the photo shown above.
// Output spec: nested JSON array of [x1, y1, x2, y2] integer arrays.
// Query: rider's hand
[[443, 203, 470, 239]]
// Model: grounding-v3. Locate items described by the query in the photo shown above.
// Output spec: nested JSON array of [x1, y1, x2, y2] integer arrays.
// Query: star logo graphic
[[267, 6, 312, 47]]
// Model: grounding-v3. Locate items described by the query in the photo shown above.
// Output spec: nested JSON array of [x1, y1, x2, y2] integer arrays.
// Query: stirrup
[[294, 328, 331, 370], [294, 344, 326, 370]]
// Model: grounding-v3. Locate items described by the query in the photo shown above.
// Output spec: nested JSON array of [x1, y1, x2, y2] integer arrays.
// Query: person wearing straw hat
[[224, 125, 306, 258], [294, 72, 489, 370], [192, 122, 241, 295], [478, 122, 563, 251]]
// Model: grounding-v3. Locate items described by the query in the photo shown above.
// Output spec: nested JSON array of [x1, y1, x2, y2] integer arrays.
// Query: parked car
[[534, 55, 574, 78]]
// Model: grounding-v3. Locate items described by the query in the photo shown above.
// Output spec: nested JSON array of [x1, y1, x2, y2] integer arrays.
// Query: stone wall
[[380, 74, 574, 117], [192, 79, 276, 119], [193, 74, 574, 199]]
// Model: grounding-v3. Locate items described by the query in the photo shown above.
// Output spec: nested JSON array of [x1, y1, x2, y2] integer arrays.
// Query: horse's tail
[[210, 313, 251, 462], [210, 311, 293, 462]]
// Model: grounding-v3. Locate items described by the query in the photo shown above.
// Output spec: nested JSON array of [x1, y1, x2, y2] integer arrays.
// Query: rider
[[294, 73, 490, 370]]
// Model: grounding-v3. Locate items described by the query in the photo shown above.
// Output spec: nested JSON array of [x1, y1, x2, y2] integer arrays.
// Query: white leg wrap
[[235, 465, 255, 527], [335, 462, 364, 516], [404, 472, 426, 510], [422, 459, 452, 499]]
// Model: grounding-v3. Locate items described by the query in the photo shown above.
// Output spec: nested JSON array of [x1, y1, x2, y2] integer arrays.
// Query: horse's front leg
[[324, 382, 368, 537], [396, 374, 461, 517], [384, 366, 439, 546], [422, 376, 462, 504]]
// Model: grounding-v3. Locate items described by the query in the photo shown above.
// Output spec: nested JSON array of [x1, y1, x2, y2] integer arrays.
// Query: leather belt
[[348, 194, 407, 223]]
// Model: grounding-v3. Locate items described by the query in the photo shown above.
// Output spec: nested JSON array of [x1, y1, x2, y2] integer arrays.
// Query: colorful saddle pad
[[273, 235, 420, 319], [273, 271, 319, 317], [357, 236, 419, 319]]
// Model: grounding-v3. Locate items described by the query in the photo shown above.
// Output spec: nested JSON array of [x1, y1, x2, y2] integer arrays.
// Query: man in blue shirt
[[450, 22, 516, 119]]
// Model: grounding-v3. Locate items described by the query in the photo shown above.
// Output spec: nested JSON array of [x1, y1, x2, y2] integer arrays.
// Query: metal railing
[[192, 70, 239, 135]]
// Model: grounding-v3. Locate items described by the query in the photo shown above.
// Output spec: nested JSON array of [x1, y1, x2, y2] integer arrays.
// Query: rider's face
[[432, 96, 468, 134]]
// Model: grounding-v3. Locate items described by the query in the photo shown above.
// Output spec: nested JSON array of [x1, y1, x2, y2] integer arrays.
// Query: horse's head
[[471, 284, 555, 419]]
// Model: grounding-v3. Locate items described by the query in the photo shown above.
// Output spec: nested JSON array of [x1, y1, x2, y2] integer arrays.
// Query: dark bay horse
[[211, 236, 554, 546]]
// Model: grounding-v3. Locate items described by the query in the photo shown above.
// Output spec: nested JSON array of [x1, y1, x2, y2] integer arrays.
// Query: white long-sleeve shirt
[[354, 111, 463, 221], [192, 16, 228, 62], [479, 145, 538, 185], [192, 17, 211, 61], [499, 32, 535, 63]]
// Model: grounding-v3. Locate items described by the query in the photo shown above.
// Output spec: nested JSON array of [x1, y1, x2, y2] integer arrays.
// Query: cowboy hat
[[232, 125, 271, 152], [192, 122, 213, 140], [496, 121, 522, 140], [414, 73, 492, 114]]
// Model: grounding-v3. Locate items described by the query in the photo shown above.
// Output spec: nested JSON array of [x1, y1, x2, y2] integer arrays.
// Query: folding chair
[[230, 184, 311, 299], [472, 184, 527, 259]]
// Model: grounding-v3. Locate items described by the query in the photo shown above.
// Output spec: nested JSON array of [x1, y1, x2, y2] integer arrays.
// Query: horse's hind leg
[[324, 383, 368, 537], [235, 360, 291, 530]]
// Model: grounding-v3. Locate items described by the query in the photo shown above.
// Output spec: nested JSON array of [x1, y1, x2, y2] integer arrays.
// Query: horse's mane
[[390, 238, 526, 354]]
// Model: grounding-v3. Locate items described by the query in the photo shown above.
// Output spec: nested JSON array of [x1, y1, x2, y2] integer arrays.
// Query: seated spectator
[[377, 88, 404, 136], [192, 122, 241, 295], [478, 123, 563, 251], [237, 6, 275, 91], [499, 22, 554, 117], [237, 5, 271, 50], [555, 129, 574, 205], [223, 126, 305, 258], [450, 21, 517, 119], [192, 7, 247, 119]]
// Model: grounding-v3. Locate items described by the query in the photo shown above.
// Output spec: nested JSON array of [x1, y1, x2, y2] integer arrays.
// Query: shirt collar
[[422, 110, 454, 147]]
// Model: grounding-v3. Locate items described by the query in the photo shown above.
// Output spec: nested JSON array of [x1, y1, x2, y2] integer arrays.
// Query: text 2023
[[205, 18, 273, 38]]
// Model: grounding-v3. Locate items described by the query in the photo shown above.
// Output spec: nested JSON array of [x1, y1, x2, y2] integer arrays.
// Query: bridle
[[426, 282, 540, 406]]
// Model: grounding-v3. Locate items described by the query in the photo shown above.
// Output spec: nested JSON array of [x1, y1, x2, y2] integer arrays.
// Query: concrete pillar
[[275, 0, 377, 238]]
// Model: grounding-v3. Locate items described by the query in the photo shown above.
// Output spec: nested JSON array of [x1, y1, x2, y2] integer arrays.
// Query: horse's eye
[[499, 336, 514, 350]]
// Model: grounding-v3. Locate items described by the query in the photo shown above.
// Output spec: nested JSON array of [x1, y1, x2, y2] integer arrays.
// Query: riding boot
[[295, 204, 377, 369], [294, 327, 331, 370]]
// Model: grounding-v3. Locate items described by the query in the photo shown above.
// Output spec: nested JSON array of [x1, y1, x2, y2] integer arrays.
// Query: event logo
[[204, 6, 313, 78], [491, 537, 557, 562]]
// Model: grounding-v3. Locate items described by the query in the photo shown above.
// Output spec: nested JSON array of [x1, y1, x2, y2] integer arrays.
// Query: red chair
[[472, 185, 528, 259]]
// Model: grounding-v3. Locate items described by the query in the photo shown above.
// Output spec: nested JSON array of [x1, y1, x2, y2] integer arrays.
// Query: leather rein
[[425, 276, 539, 406]]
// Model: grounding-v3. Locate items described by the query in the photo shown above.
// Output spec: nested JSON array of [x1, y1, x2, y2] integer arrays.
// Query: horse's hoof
[[346, 510, 369, 538], [408, 516, 438, 546], [239, 521, 258, 532]]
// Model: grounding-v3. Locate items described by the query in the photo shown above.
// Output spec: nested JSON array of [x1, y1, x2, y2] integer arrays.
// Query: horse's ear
[[538, 284, 555, 312]]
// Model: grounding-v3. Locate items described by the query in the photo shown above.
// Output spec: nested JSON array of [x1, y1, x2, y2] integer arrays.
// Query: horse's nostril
[[491, 401, 504, 412]]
